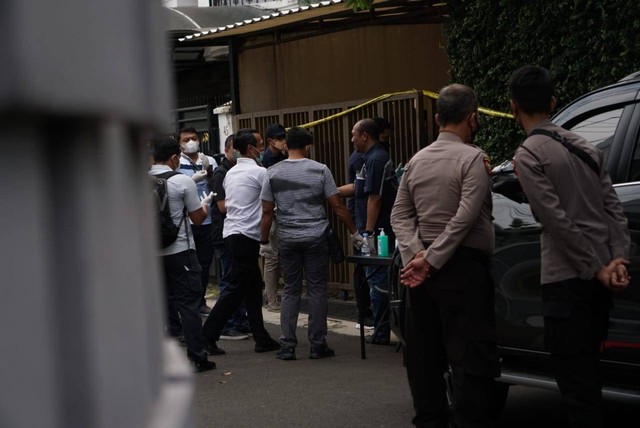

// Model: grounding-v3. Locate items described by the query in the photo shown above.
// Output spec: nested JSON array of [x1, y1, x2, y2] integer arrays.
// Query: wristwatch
[[364, 230, 375, 236], [260, 240, 270, 245]]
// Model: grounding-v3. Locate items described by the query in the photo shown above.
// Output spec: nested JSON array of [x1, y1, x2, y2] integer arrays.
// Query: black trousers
[[202, 234, 272, 344], [191, 223, 214, 306], [405, 247, 499, 428], [162, 249, 206, 361], [543, 278, 612, 428]]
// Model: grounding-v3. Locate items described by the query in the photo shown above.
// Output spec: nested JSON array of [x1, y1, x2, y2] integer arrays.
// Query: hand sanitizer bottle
[[377, 228, 389, 257]]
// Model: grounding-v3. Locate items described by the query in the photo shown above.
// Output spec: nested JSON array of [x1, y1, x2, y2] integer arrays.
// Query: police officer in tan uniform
[[391, 84, 499, 427], [510, 66, 630, 428]]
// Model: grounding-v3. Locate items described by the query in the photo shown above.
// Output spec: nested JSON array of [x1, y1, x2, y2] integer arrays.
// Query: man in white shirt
[[149, 136, 216, 372], [202, 129, 280, 355]]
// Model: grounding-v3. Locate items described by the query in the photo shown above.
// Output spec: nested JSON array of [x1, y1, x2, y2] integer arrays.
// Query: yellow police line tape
[[296, 89, 514, 129]]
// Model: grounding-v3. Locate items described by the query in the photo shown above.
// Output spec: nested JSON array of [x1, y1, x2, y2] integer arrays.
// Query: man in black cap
[[260, 123, 288, 311], [262, 123, 288, 168]]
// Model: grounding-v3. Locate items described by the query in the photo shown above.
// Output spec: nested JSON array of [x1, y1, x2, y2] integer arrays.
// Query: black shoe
[[276, 346, 296, 360], [199, 305, 212, 316], [205, 340, 226, 355], [191, 358, 216, 373], [310, 344, 335, 359], [254, 338, 280, 353], [365, 335, 390, 346]]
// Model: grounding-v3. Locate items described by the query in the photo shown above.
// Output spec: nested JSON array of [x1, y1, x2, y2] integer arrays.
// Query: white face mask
[[183, 139, 199, 154]]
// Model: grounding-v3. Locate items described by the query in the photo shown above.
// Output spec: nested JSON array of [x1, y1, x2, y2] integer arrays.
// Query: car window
[[568, 108, 624, 163]]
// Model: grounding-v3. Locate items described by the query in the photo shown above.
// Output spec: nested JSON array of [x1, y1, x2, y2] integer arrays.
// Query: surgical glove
[[192, 170, 208, 183], [259, 243, 276, 258], [200, 191, 214, 207], [365, 234, 377, 255], [350, 232, 365, 251]]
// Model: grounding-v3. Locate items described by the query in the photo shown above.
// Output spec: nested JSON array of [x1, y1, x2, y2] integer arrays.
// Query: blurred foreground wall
[[0, 1, 194, 427]]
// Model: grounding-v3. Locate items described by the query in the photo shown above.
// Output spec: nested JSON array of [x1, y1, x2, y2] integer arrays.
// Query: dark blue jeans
[[192, 224, 214, 307], [365, 264, 390, 341]]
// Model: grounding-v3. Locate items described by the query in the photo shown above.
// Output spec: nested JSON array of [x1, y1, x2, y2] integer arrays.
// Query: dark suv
[[489, 72, 640, 409]]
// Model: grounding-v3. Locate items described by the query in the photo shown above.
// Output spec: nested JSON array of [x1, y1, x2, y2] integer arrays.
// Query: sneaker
[[254, 338, 280, 353], [310, 344, 335, 359], [220, 330, 250, 341], [365, 334, 390, 346], [191, 358, 216, 373], [355, 323, 375, 330], [199, 305, 211, 316], [204, 340, 226, 355], [276, 346, 296, 360]]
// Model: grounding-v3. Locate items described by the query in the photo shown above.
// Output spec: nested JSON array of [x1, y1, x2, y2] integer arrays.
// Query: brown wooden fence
[[237, 91, 437, 289]]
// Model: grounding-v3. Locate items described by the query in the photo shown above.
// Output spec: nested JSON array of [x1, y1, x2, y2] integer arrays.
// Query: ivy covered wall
[[444, 0, 640, 162]]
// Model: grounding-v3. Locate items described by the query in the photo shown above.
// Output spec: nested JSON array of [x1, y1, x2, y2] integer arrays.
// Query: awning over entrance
[[178, 0, 448, 45], [165, 6, 274, 68], [165, 5, 273, 34]]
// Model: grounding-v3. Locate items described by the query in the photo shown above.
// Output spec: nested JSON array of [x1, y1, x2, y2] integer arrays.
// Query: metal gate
[[236, 91, 437, 288]]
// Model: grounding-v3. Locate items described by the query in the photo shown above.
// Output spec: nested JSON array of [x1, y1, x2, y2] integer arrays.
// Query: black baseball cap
[[265, 123, 287, 140]]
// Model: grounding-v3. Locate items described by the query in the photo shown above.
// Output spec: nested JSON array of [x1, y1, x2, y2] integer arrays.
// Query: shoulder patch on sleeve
[[483, 156, 492, 176]]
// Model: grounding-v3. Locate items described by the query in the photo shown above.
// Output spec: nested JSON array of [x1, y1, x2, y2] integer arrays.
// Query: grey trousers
[[263, 221, 281, 306], [277, 237, 329, 349]]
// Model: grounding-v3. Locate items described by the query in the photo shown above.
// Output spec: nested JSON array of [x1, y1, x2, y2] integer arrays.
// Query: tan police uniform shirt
[[391, 132, 494, 269], [513, 119, 629, 284]]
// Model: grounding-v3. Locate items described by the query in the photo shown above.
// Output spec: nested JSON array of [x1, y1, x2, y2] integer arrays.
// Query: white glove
[[350, 232, 364, 251], [365, 234, 377, 255], [259, 243, 276, 258], [192, 170, 208, 183], [200, 191, 214, 207]]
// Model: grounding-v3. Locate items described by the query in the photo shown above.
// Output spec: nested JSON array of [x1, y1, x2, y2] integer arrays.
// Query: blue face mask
[[232, 150, 241, 161], [250, 145, 264, 162]]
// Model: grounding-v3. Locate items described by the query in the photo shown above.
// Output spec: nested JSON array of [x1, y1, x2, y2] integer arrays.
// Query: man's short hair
[[233, 129, 258, 155], [224, 134, 234, 149], [152, 136, 181, 162], [373, 117, 392, 132], [508, 65, 554, 114], [356, 118, 380, 141], [177, 127, 198, 141], [286, 126, 313, 150], [436, 84, 478, 126]]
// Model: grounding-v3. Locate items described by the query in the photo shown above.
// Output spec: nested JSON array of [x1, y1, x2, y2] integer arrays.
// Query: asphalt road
[[191, 314, 639, 428]]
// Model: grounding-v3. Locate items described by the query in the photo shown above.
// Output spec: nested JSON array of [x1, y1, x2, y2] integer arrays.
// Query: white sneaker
[[219, 330, 250, 340], [355, 323, 374, 330]]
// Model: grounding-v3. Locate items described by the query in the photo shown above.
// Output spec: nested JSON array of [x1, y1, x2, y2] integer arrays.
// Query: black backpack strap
[[529, 128, 600, 175], [156, 170, 181, 180], [153, 170, 188, 234]]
